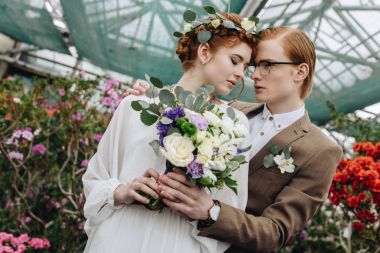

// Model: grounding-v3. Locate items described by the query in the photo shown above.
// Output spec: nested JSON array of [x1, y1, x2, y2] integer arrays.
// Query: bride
[[82, 11, 257, 253]]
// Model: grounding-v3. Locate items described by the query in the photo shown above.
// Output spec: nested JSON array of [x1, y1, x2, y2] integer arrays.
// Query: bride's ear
[[197, 43, 212, 65]]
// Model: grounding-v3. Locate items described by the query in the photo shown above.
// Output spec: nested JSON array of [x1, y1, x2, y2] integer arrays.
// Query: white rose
[[202, 168, 217, 183], [234, 124, 248, 138], [273, 153, 295, 174], [183, 23, 192, 33], [211, 19, 221, 28], [160, 133, 195, 167], [204, 111, 222, 128], [241, 18, 256, 32], [197, 139, 214, 158], [221, 116, 234, 135]]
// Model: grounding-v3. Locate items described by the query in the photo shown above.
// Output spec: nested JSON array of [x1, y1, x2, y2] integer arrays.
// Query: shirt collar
[[261, 104, 306, 131]]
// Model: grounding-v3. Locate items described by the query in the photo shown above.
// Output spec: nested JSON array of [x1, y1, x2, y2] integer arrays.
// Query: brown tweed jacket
[[198, 101, 343, 253]]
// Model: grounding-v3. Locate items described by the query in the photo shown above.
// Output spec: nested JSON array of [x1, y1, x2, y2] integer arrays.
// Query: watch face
[[210, 205, 221, 221]]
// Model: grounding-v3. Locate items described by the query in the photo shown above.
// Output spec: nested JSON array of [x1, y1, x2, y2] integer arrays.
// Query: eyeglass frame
[[245, 60, 303, 77]]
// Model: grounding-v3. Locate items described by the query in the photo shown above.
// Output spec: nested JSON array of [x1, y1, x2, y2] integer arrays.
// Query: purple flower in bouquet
[[31, 144, 46, 155], [164, 107, 185, 121], [188, 114, 208, 131], [186, 159, 204, 179]]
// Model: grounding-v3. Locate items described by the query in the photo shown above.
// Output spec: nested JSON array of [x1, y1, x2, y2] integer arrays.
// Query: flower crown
[[173, 6, 259, 44]]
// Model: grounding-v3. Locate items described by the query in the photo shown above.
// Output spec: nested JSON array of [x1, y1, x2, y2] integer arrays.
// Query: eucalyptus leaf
[[230, 155, 246, 164], [149, 140, 161, 156], [191, 20, 202, 27], [197, 30, 212, 44], [193, 94, 206, 112], [174, 86, 185, 98], [150, 76, 164, 88], [147, 104, 159, 115], [224, 177, 238, 194], [173, 31, 183, 38], [159, 89, 176, 106], [179, 90, 192, 105], [183, 10, 196, 22], [131, 101, 142, 111], [199, 176, 213, 186], [203, 84, 215, 93], [138, 100, 149, 109], [203, 6, 216, 14], [167, 127, 181, 135], [222, 20, 236, 29], [227, 107, 236, 120], [146, 86, 159, 98], [185, 94, 195, 110], [268, 143, 281, 154], [160, 116, 173, 124], [215, 167, 231, 179], [283, 146, 291, 159], [249, 16, 259, 23], [263, 154, 274, 168], [226, 161, 240, 170], [238, 145, 252, 154], [141, 109, 159, 126]]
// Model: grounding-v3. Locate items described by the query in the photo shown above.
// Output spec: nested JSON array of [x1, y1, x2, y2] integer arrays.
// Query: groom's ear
[[197, 43, 212, 64], [294, 63, 309, 83]]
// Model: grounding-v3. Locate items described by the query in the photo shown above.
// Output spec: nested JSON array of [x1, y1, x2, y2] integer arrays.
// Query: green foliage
[[0, 76, 126, 252]]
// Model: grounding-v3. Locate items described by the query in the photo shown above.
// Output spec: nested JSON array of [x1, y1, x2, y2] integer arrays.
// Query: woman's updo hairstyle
[[176, 11, 258, 71]]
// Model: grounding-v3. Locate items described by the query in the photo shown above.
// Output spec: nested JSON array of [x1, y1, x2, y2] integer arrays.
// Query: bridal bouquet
[[131, 75, 251, 210]]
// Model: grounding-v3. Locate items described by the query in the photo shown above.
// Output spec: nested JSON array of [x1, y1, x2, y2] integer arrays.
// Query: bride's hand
[[123, 79, 150, 97], [113, 168, 160, 205]]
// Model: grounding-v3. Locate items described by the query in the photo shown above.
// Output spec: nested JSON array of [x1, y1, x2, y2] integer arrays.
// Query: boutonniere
[[263, 143, 296, 174]]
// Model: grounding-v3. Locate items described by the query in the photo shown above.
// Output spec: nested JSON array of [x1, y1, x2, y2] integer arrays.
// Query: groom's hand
[[123, 79, 149, 97], [158, 168, 214, 220]]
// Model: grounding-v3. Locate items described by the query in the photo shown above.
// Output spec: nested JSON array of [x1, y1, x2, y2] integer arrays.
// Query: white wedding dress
[[82, 95, 250, 253]]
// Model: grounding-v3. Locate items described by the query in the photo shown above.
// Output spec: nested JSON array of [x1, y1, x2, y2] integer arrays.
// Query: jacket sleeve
[[198, 145, 342, 252]]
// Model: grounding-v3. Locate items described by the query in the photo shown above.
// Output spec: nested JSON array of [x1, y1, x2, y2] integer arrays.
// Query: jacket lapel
[[249, 111, 311, 174]]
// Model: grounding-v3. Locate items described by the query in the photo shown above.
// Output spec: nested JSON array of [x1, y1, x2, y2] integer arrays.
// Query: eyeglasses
[[245, 60, 303, 77]]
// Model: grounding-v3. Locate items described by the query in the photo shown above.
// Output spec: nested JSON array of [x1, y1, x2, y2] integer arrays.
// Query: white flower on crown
[[211, 19, 221, 28], [184, 23, 193, 33], [241, 18, 256, 32]]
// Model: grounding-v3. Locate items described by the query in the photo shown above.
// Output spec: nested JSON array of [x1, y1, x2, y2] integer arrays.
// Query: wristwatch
[[197, 200, 221, 229]]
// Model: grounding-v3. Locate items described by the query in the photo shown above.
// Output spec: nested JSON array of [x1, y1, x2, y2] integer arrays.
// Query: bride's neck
[[176, 68, 207, 93]]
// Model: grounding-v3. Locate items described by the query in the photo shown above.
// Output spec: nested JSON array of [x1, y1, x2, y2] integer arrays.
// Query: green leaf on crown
[[173, 31, 183, 38], [197, 30, 212, 44], [203, 6, 216, 14], [183, 10, 196, 23]]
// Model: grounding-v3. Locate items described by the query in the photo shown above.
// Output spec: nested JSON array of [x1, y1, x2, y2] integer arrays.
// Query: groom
[[126, 27, 342, 252]]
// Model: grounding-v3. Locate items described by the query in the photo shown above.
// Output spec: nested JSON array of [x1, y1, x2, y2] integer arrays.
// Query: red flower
[[352, 221, 364, 231]]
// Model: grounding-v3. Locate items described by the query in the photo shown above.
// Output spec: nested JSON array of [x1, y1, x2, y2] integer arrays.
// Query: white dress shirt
[[248, 104, 306, 159]]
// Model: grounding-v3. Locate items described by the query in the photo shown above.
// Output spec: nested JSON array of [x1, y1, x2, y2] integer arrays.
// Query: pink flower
[[21, 129, 33, 141], [31, 144, 46, 155], [80, 160, 89, 168], [71, 113, 84, 121], [78, 222, 85, 230], [5, 199, 14, 209], [94, 134, 102, 142], [57, 88, 65, 96], [19, 216, 31, 224], [29, 238, 50, 249], [102, 97, 113, 106], [33, 128, 41, 136], [12, 130, 23, 138], [13, 97, 21, 103], [9, 151, 24, 161], [80, 138, 89, 146]]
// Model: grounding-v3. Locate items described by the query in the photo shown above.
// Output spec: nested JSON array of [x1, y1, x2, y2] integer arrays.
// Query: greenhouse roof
[[0, 0, 379, 124]]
